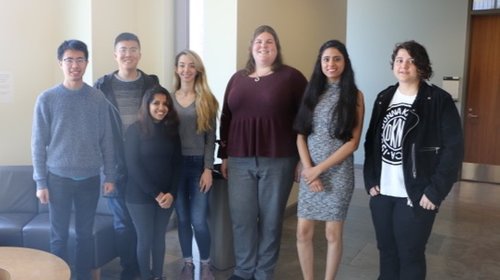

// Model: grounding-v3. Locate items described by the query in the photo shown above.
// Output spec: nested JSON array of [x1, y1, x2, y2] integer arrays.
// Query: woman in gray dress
[[294, 40, 365, 280]]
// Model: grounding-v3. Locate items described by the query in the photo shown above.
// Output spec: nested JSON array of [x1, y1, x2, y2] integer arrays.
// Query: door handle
[[467, 108, 478, 118]]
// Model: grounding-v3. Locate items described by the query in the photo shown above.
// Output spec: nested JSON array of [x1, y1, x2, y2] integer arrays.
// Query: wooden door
[[462, 14, 500, 183]]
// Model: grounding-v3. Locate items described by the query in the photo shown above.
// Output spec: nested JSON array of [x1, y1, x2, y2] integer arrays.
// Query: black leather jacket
[[94, 70, 159, 194], [363, 82, 463, 208]]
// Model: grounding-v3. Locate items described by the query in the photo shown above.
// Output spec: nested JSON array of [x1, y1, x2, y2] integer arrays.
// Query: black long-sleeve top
[[124, 122, 182, 204]]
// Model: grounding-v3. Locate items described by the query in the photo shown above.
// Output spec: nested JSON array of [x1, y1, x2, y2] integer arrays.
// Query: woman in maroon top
[[218, 25, 307, 280]]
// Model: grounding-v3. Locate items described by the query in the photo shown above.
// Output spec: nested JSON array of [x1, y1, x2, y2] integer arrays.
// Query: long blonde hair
[[174, 50, 219, 133]]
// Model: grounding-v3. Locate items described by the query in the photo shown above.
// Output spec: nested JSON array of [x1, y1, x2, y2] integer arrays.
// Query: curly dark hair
[[390, 40, 433, 80]]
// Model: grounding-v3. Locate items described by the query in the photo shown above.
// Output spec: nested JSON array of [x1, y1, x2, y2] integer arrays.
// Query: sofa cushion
[[22, 212, 51, 252], [0, 213, 37, 246], [0, 166, 37, 213], [22, 212, 116, 268], [0, 165, 118, 270]]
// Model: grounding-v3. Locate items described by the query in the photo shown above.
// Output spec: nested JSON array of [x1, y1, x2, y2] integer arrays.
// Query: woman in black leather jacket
[[363, 40, 463, 280]]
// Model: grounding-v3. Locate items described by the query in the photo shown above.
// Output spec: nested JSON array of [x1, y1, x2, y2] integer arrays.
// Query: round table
[[0, 247, 70, 280]]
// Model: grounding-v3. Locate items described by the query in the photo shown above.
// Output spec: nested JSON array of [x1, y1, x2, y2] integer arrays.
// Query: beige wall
[[91, 0, 175, 88], [0, 0, 174, 165], [237, 0, 346, 79], [0, 1, 59, 165]]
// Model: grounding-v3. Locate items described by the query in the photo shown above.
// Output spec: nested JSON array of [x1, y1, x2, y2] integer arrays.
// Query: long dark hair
[[294, 40, 359, 142], [137, 85, 179, 138], [243, 25, 284, 75]]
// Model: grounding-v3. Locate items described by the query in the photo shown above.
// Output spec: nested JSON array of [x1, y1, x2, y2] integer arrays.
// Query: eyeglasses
[[117, 47, 139, 55], [62, 58, 87, 65]]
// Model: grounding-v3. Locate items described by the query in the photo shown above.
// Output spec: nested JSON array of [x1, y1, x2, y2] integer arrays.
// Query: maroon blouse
[[219, 65, 307, 158]]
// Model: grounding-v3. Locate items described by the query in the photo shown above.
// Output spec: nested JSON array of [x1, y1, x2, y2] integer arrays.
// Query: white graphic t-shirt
[[380, 89, 416, 198]]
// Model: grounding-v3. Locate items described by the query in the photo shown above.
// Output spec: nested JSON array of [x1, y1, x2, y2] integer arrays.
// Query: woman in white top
[[363, 40, 463, 280]]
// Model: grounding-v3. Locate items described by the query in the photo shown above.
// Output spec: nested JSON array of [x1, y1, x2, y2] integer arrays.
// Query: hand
[[419, 194, 437, 210], [199, 169, 213, 193], [301, 166, 321, 185], [36, 188, 49, 204], [369, 185, 380, 197], [156, 192, 174, 209], [102, 182, 115, 195], [221, 159, 228, 179], [307, 178, 324, 192]]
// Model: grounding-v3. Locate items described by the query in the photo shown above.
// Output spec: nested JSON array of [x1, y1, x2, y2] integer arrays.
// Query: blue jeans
[[370, 195, 436, 280], [227, 156, 296, 280], [47, 172, 100, 280], [106, 195, 139, 279], [127, 202, 173, 280], [175, 156, 211, 260], [102, 170, 139, 279]]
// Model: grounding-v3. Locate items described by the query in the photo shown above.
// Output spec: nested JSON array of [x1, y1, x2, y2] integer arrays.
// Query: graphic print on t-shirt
[[381, 102, 412, 165]]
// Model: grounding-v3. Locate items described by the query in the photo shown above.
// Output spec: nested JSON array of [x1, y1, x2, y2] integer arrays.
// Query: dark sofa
[[0, 165, 117, 279]]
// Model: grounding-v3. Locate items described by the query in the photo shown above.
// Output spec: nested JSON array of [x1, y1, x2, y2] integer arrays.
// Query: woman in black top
[[363, 41, 463, 280], [125, 85, 181, 280]]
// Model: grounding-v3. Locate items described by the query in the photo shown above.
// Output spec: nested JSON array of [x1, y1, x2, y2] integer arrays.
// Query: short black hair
[[57, 40, 88, 61], [391, 40, 433, 80], [114, 32, 141, 48]]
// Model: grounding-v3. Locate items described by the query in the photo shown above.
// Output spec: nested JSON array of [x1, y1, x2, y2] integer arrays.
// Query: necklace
[[253, 69, 273, 82]]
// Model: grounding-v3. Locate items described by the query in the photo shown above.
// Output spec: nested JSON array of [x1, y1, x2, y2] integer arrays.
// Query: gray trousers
[[227, 156, 296, 280]]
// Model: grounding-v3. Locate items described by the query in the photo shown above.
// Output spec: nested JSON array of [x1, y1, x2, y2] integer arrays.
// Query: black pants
[[370, 195, 436, 280], [48, 173, 100, 280]]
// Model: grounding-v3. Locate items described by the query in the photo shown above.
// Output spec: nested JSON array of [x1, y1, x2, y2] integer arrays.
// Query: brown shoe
[[180, 262, 194, 280], [201, 263, 215, 280]]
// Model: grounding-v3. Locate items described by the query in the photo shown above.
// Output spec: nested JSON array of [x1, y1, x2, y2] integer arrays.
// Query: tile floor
[[99, 168, 500, 280]]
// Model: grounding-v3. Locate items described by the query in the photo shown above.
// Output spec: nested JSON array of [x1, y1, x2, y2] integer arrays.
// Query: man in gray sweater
[[31, 39, 115, 280]]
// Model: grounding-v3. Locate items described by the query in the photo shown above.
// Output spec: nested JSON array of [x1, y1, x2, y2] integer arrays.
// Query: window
[[189, 0, 204, 54], [174, 0, 204, 55], [472, 0, 500, 10]]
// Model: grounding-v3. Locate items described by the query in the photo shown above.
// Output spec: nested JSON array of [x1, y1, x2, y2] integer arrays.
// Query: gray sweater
[[31, 83, 115, 189], [172, 96, 216, 169]]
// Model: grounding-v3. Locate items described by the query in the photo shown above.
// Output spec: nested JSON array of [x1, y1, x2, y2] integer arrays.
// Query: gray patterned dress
[[297, 83, 354, 221]]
